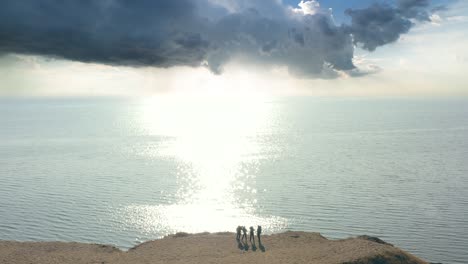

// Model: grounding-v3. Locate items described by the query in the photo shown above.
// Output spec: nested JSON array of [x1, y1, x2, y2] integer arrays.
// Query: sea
[[0, 96, 467, 264]]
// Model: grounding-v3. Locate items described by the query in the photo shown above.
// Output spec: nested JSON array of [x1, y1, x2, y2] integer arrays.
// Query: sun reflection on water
[[126, 95, 287, 236]]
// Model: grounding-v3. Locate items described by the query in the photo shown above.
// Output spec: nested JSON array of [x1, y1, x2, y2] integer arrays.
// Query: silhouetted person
[[241, 226, 247, 243], [249, 226, 255, 244], [236, 226, 242, 241], [257, 225, 262, 243]]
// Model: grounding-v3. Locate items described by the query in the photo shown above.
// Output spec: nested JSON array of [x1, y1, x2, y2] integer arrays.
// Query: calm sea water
[[0, 97, 467, 263]]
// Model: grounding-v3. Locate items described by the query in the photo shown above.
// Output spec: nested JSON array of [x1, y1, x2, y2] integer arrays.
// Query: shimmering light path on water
[[0, 97, 467, 264]]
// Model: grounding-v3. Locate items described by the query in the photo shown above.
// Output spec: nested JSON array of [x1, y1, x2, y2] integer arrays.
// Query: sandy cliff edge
[[0, 231, 430, 264]]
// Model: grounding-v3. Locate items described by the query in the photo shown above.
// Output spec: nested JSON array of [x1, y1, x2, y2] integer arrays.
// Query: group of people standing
[[236, 225, 262, 245]]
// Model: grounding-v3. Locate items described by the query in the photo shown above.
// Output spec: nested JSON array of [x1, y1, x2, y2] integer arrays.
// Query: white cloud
[[291, 0, 320, 15], [429, 13, 443, 25]]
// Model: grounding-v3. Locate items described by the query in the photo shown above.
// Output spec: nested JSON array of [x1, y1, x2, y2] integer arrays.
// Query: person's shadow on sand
[[236, 240, 252, 251], [237, 240, 250, 251], [235, 232, 264, 252], [237, 240, 243, 250], [242, 240, 249, 251], [258, 241, 265, 252], [251, 244, 257, 251]]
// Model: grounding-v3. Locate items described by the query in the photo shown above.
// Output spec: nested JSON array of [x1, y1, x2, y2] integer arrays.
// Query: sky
[[0, 0, 467, 97]]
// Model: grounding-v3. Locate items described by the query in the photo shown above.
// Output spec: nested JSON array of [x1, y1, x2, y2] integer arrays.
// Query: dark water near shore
[[0, 97, 467, 264]]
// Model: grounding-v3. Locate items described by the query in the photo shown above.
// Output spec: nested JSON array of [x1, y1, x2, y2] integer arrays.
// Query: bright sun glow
[[125, 94, 287, 236]]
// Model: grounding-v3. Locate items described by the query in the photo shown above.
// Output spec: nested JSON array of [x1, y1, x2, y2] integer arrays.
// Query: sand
[[0, 231, 429, 264]]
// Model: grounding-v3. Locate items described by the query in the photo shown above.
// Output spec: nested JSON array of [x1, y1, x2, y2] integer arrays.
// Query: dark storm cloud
[[203, 9, 355, 77], [0, 0, 433, 78], [345, 0, 431, 51], [0, 0, 206, 66], [397, 0, 430, 9]]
